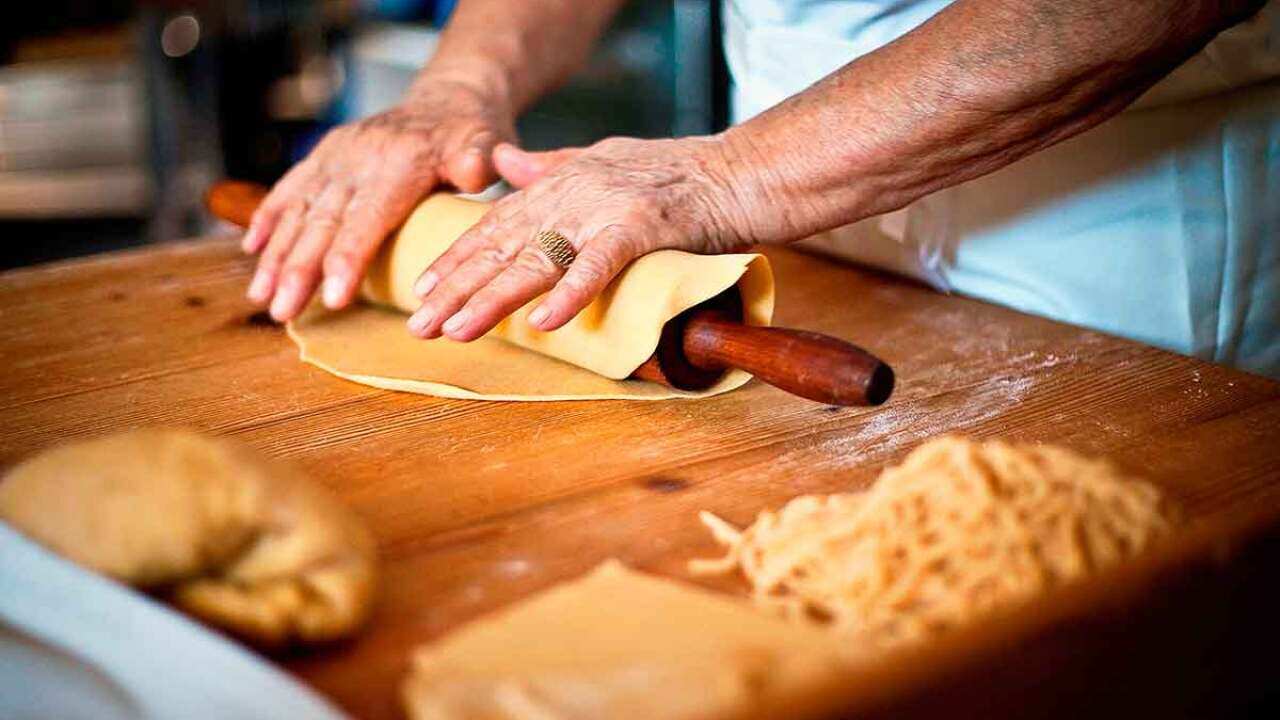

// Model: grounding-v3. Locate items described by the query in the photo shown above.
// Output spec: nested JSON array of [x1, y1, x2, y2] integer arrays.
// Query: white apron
[[725, 0, 1280, 377]]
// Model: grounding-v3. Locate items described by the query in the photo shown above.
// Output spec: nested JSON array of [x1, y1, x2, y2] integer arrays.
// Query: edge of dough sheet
[[401, 559, 868, 720], [282, 333, 715, 402], [286, 252, 774, 402]]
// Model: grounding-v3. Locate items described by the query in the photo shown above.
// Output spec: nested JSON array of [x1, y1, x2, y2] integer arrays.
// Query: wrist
[[705, 126, 811, 245], [716, 118, 886, 244], [669, 132, 770, 250], [410, 57, 516, 111]]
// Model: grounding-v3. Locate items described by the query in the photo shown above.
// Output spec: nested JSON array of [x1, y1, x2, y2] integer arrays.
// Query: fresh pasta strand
[[691, 437, 1179, 648]]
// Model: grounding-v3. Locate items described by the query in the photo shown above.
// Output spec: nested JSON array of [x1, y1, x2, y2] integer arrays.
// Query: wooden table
[[2, 237, 1278, 718]]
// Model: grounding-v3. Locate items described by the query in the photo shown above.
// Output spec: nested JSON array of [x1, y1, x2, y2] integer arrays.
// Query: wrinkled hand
[[407, 135, 753, 341], [244, 77, 516, 321]]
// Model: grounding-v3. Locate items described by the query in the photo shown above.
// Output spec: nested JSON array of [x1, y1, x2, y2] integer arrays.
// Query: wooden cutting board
[[1, 236, 1277, 718]]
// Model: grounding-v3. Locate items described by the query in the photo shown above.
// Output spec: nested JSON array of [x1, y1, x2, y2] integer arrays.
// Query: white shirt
[[724, 0, 1280, 377]]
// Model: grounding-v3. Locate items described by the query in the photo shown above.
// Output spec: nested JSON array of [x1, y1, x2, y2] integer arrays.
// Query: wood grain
[[1, 236, 1278, 719]]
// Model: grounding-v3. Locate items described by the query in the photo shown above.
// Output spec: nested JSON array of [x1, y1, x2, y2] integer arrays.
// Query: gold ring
[[534, 230, 577, 269]]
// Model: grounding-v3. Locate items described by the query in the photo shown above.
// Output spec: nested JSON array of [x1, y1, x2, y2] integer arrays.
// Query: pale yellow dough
[[401, 561, 860, 720], [288, 193, 775, 401], [0, 429, 378, 648]]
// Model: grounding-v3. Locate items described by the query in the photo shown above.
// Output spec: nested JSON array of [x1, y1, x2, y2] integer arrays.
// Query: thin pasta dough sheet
[[288, 194, 775, 401], [401, 560, 860, 720]]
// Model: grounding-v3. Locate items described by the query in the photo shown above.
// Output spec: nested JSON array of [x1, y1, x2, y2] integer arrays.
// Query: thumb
[[493, 143, 583, 189], [443, 128, 506, 194]]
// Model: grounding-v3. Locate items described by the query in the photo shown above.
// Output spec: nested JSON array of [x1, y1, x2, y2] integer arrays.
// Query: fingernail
[[241, 226, 258, 252], [442, 309, 470, 336], [407, 308, 435, 336], [269, 290, 293, 321], [322, 276, 345, 308], [247, 269, 272, 303], [414, 272, 438, 297], [528, 305, 550, 328]]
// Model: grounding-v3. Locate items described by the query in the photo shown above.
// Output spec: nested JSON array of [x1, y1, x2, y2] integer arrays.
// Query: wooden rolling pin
[[208, 181, 895, 406]]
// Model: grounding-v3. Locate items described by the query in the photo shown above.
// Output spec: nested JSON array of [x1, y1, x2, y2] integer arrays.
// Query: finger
[[440, 245, 566, 342], [492, 143, 583, 189], [247, 200, 308, 306], [527, 229, 636, 331], [243, 160, 318, 254], [269, 182, 353, 321], [245, 126, 353, 253], [242, 208, 277, 255], [442, 127, 505, 193], [321, 167, 439, 309], [406, 227, 533, 339], [411, 198, 515, 298]]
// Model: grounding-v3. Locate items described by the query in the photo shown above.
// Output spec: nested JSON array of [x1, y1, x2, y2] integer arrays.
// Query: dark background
[[0, 0, 729, 270]]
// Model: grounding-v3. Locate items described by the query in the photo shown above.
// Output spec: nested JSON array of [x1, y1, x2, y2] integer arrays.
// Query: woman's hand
[[406, 135, 760, 342], [244, 75, 517, 321]]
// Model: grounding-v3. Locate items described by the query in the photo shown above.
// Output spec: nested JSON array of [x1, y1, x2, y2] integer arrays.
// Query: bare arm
[[411, 0, 1265, 342], [719, 0, 1267, 243], [244, 0, 628, 322], [413, 0, 628, 117]]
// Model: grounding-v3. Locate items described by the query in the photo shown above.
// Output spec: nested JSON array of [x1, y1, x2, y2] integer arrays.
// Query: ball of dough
[[0, 429, 377, 647]]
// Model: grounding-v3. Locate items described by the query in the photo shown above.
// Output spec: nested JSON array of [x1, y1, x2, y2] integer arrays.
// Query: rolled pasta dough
[[288, 194, 775, 401]]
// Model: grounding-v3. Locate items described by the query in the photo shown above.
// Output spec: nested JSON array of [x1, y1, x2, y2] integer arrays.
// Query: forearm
[[410, 0, 630, 112], [721, 0, 1265, 243]]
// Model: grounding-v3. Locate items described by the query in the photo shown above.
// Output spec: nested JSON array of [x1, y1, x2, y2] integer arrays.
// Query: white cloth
[[725, 0, 1280, 377], [0, 523, 347, 720]]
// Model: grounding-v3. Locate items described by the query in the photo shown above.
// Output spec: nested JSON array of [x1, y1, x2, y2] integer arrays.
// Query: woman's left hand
[[406, 135, 760, 341]]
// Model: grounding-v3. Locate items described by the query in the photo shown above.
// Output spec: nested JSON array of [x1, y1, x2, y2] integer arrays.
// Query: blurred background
[[0, 0, 729, 270]]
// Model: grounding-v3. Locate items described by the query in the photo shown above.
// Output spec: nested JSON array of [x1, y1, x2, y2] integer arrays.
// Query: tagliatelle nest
[[691, 436, 1179, 647]]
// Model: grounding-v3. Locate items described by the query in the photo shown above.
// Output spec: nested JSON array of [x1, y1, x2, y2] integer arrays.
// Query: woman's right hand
[[243, 74, 517, 321]]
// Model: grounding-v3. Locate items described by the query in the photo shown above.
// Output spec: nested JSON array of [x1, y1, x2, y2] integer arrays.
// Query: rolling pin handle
[[206, 180, 269, 229], [682, 311, 895, 407]]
